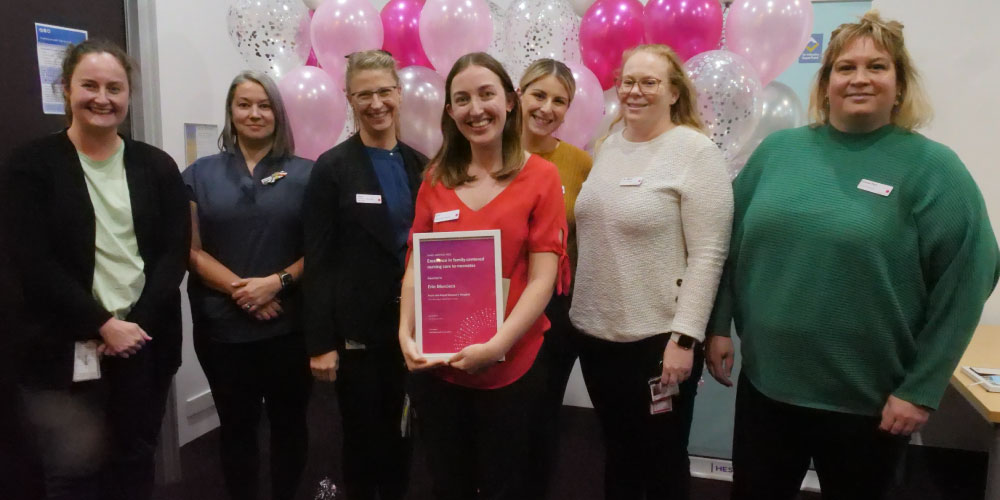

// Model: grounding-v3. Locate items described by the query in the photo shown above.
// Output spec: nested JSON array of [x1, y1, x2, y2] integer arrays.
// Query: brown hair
[[60, 39, 135, 124], [808, 9, 932, 131], [219, 71, 296, 158], [519, 58, 576, 101], [344, 50, 401, 136], [430, 52, 525, 188], [597, 44, 705, 148]]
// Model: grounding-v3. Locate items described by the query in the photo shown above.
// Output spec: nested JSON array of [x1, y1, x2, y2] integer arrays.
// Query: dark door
[[0, 0, 129, 162]]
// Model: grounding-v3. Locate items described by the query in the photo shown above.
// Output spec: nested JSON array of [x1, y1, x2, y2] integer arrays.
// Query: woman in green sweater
[[705, 11, 1000, 499]]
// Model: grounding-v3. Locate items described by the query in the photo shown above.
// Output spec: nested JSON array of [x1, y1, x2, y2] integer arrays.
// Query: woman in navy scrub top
[[182, 70, 312, 500]]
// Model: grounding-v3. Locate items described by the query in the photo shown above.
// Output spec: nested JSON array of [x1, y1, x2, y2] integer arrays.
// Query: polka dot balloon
[[227, 0, 312, 80], [501, 0, 581, 83], [685, 50, 762, 170]]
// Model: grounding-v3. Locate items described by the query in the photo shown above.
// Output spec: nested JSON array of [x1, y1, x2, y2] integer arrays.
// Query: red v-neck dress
[[408, 155, 571, 389]]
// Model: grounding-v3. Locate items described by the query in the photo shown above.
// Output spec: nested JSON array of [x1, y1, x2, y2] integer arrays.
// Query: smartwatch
[[278, 271, 294, 289], [672, 332, 699, 350]]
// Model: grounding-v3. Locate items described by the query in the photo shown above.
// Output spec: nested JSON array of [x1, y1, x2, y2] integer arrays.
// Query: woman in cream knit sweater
[[569, 44, 733, 500]]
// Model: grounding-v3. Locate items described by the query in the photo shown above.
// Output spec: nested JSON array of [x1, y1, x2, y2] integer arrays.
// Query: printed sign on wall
[[799, 33, 823, 64], [35, 23, 88, 114]]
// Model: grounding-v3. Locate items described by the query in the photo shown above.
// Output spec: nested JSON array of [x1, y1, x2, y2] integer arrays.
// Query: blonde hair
[[808, 10, 932, 131], [519, 58, 576, 101], [344, 50, 401, 136], [430, 52, 525, 188], [597, 44, 705, 148]]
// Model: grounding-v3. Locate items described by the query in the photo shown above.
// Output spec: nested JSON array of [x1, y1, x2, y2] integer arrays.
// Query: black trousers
[[195, 332, 312, 500], [731, 375, 907, 500], [576, 331, 704, 500], [19, 346, 172, 500], [533, 294, 581, 497], [335, 344, 411, 500], [408, 343, 549, 500]]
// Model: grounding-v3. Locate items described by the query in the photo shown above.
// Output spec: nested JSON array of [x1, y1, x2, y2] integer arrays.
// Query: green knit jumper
[[707, 124, 1000, 415]]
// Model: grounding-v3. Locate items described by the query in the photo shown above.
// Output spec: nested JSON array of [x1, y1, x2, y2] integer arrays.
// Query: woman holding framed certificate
[[569, 44, 733, 500], [398, 52, 570, 500], [303, 50, 428, 500]]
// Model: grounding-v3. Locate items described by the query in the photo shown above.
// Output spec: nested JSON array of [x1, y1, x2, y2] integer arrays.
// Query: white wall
[[153, 0, 246, 445], [872, 0, 1000, 451]]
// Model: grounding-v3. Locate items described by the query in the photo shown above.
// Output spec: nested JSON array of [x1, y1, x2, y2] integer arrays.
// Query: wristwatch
[[278, 271, 294, 289], [671, 332, 699, 350]]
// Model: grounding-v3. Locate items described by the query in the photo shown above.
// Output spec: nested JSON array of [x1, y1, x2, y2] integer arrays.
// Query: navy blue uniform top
[[366, 145, 413, 266], [182, 149, 312, 343]]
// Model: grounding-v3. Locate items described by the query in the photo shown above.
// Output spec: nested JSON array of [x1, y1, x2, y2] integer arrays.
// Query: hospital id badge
[[73, 340, 102, 382], [648, 376, 678, 415]]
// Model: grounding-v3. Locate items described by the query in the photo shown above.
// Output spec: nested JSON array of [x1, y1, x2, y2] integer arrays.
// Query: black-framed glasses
[[350, 86, 398, 105], [617, 77, 662, 96]]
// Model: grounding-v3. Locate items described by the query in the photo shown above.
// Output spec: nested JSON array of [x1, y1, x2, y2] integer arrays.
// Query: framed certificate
[[413, 230, 503, 360]]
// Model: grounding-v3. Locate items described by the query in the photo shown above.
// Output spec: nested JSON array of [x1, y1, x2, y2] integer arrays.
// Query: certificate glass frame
[[413, 230, 503, 360]]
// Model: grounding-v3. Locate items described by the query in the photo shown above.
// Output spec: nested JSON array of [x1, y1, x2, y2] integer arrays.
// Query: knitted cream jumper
[[570, 126, 733, 343]]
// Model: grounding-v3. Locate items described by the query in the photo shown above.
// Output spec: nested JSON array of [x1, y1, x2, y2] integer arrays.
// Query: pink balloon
[[381, 0, 434, 69], [398, 66, 446, 157], [579, 0, 645, 90], [553, 62, 605, 149], [726, 0, 813, 86], [643, 0, 722, 61], [305, 10, 321, 67], [419, 0, 493, 77], [311, 0, 385, 83], [278, 66, 347, 161]]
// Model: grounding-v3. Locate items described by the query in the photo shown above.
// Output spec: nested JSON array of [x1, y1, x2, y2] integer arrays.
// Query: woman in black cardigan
[[6, 39, 189, 500], [303, 50, 428, 500]]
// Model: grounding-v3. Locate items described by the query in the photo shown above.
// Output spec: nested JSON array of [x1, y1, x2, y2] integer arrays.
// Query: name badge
[[857, 179, 893, 197], [620, 177, 643, 187], [434, 209, 460, 223], [73, 340, 101, 382], [356, 194, 383, 204]]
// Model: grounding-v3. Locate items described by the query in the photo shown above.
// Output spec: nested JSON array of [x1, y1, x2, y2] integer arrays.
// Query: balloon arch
[[228, 0, 814, 178]]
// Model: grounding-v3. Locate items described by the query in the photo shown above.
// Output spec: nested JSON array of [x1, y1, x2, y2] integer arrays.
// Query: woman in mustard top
[[517, 58, 593, 496]]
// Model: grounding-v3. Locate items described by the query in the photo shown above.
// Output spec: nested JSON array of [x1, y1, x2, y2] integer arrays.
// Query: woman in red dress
[[397, 52, 569, 500]]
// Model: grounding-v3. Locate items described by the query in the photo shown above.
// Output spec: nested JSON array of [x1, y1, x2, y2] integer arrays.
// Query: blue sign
[[799, 33, 823, 64], [35, 23, 89, 114]]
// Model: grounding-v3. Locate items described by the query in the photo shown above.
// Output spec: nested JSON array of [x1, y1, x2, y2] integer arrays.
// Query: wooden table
[[950, 324, 1000, 500]]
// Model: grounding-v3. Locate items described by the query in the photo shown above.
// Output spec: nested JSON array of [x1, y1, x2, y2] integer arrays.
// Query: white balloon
[[302, 0, 325, 9], [567, 0, 596, 18], [729, 81, 804, 177]]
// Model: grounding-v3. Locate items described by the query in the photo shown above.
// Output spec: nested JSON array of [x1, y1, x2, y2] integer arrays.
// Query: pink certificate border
[[413, 230, 503, 360]]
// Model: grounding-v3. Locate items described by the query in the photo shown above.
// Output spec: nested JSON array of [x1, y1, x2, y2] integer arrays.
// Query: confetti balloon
[[488, 1, 507, 64], [501, 0, 581, 82], [227, 0, 312, 79], [685, 50, 761, 167]]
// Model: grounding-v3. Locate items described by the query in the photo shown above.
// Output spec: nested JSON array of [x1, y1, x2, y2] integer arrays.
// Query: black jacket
[[302, 134, 428, 356], [6, 131, 190, 388]]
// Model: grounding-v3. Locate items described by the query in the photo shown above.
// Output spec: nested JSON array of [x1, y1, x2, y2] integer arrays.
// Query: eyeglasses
[[350, 86, 398, 105], [616, 77, 662, 96]]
